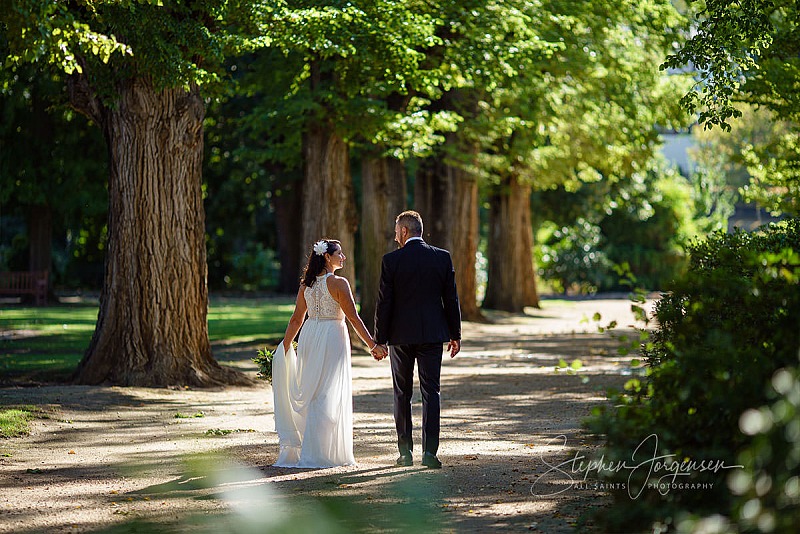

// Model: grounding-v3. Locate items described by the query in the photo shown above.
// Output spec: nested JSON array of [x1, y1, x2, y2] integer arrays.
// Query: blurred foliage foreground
[[94, 454, 442, 534], [587, 218, 800, 533]]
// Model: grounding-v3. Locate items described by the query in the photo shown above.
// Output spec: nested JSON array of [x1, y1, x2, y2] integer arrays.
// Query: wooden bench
[[0, 271, 49, 306]]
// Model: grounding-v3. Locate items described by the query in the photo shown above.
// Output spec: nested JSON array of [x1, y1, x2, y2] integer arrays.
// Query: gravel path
[[0, 296, 654, 533]]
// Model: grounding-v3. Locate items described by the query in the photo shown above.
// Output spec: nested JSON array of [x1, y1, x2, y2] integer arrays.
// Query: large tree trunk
[[415, 138, 483, 322], [301, 59, 357, 286], [273, 174, 304, 293], [301, 120, 357, 284], [73, 79, 246, 387], [483, 174, 540, 312], [360, 156, 406, 327]]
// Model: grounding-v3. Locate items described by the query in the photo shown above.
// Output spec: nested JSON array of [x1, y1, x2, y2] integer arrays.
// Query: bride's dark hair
[[301, 238, 341, 288]]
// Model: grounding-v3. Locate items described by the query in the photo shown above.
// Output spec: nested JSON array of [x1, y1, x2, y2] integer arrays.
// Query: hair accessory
[[313, 240, 328, 256]]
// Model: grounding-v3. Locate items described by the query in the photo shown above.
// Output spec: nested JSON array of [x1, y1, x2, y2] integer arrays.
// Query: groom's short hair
[[396, 210, 423, 236]]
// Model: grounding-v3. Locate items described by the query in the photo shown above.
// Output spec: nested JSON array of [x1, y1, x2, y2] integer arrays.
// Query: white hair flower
[[313, 240, 328, 256]]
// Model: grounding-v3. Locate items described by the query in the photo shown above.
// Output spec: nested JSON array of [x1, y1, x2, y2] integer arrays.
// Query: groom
[[373, 210, 462, 469]]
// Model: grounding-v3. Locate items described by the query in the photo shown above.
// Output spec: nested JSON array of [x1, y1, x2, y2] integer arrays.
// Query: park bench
[[0, 270, 49, 306]]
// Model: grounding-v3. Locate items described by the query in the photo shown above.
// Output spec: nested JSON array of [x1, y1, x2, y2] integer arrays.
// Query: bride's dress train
[[272, 273, 355, 468]]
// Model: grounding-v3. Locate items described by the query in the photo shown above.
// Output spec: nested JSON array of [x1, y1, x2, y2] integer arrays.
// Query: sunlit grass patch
[[0, 408, 34, 438], [0, 304, 97, 378], [207, 298, 294, 343], [0, 298, 295, 379], [0, 305, 99, 329], [174, 412, 205, 419]]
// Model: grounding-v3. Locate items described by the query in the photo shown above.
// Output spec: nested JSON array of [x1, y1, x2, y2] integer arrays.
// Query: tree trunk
[[273, 175, 304, 293], [73, 79, 247, 387], [360, 156, 406, 328], [415, 139, 483, 322], [28, 88, 54, 298], [301, 120, 357, 285], [26, 205, 53, 304], [483, 174, 540, 312], [28, 204, 53, 273]]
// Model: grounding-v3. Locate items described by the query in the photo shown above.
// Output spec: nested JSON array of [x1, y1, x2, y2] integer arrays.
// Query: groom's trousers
[[389, 343, 442, 456]]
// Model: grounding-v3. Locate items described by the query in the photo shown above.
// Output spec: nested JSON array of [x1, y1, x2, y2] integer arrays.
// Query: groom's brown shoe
[[421, 452, 442, 469], [396, 453, 413, 466]]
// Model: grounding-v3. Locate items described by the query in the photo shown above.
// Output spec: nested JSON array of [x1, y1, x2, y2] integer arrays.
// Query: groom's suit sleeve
[[374, 254, 393, 345], [443, 253, 462, 340]]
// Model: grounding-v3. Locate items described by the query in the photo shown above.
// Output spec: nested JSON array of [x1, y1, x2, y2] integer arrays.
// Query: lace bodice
[[305, 274, 345, 321]]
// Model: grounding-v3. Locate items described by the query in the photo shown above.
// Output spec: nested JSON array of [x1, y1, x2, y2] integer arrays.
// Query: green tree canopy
[[665, 1, 800, 215], [665, 0, 800, 126]]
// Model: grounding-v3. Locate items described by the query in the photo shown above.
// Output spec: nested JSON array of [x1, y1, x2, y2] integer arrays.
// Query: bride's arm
[[329, 277, 377, 351], [282, 286, 307, 351]]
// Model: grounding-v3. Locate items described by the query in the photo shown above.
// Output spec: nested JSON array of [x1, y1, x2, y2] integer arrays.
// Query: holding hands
[[371, 343, 388, 361], [369, 341, 458, 360]]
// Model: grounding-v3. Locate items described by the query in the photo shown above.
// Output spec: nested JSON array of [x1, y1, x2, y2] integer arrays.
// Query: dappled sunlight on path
[[0, 296, 656, 532]]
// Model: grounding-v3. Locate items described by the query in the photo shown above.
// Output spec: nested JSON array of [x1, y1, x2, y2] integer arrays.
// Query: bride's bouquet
[[253, 342, 296, 384], [253, 346, 275, 384]]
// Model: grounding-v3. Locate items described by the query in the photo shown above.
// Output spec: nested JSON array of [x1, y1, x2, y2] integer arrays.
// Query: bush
[[599, 171, 693, 291], [537, 164, 698, 293], [538, 218, 613, 294], [724, 366, 800, 533], [586, 218, 800, 532], [224, 242, 280, 291]]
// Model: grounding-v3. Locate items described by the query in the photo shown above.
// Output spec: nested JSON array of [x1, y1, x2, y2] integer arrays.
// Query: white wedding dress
[[272, 273, 355, 468]]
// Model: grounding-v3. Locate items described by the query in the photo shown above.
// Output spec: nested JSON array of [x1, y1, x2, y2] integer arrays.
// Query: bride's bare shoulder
[[327, 275, 351, 291]]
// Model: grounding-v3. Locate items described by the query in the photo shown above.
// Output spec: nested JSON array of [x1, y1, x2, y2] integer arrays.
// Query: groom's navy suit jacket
[[374, 239, 461, 346]]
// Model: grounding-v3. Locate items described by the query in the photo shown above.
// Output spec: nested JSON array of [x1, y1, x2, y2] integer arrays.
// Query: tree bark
[[300, 58, 358, 288], [26, 205, 53, 304], [483, 174, 540, 312], [360, 156, 406, 328], [273, 174, 304, 293], [301, 120, 357, 285], [415, 138, 483, 321], [28, 205, 53, 273], [73, 79, 247, 387], [27, 87, 54, 297]]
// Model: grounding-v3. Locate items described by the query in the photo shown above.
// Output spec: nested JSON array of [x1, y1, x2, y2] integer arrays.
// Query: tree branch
[[66, 56, 105, 125]]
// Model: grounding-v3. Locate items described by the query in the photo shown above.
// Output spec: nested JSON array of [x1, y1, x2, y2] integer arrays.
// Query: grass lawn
[[0, 296, 295, 382], [0, 408, 34, 438]]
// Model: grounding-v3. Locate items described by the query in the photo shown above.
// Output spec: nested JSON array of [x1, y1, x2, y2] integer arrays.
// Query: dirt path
[[0, 296, 654, 533]]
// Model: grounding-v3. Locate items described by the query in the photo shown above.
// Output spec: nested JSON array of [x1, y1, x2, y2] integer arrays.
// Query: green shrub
[[538, 218, 613, 294], [537, 165, 698, 293], [225, 242, 280, 291], [676, 366, 800, 533], [727, 366, 800, 532], [599, 177, 691, 291], [586, 218, 800, 532]]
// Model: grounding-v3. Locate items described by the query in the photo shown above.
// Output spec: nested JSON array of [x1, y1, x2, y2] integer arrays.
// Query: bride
[[272, 238, 380, 468]]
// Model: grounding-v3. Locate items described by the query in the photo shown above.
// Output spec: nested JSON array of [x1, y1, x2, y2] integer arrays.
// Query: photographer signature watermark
[[530, 434, 743, 499]]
